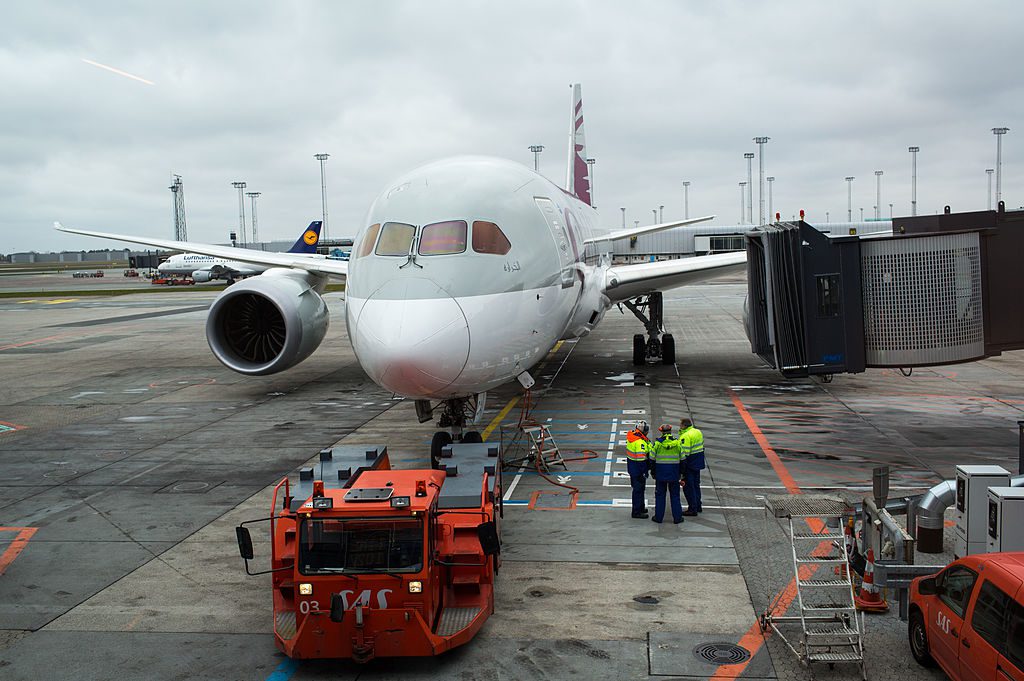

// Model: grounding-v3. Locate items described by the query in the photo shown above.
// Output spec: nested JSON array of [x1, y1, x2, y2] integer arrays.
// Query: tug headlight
[[408, 581, 423, 593]]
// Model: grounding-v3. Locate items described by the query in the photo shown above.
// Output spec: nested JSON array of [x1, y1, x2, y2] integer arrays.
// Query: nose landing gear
[[417, 395, 486, 468], [624, 292, 675, 366]]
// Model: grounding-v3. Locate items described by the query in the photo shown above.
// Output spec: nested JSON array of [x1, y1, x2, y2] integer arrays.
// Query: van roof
[[963, 552, 1024, 579]]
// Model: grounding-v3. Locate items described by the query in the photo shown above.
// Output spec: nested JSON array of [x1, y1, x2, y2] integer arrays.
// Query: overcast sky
[[2, 1, 1021, 253]]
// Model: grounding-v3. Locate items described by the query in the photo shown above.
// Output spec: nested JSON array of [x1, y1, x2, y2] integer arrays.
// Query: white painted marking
[[503, 463, 527, 501], [613, 471, 629, 479], [623, 409, 646, 414], [556, 475, 572, 484], [577, 424, 588, 430], [70, 391, 105, 400]]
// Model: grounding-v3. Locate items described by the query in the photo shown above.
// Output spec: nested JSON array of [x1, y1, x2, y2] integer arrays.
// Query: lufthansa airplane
[[56, 84, 747, 459], [156, 221, 323, 283]]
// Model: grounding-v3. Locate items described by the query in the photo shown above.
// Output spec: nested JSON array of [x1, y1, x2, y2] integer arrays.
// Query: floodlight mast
[[586, 158, 596, 207], [528, 145, 544, 173], [766, 176, 775, 223], [845, 177, 855, 222], [754, 137, 769, 225], [908, 146, 919, 216], [314, 153, 330, 241], [681, 181, 690, 219], [874, 171, 883, 220], [246, 192, 261, 245], [231, 181, 247, 247], [992, 128, 1009, 206], [744, 152, 755, 224], [986, 169, 994, 210], [739, 182, 747, 223]]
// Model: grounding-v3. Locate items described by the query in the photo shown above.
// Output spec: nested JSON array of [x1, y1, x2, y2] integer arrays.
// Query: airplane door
[[534, 197, 575, 288]]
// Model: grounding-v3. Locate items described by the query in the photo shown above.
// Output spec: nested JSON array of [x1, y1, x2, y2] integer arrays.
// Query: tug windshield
[[299, 517, 424, 575]]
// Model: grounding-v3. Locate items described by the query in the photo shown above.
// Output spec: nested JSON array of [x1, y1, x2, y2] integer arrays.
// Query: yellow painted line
[[17, 300, 38, 304], [481, 397, 519, 442], [44, 299, 78, 305], [480, 340, 565, 442]]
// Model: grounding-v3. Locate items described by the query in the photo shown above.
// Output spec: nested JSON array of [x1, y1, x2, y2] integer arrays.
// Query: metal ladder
[[761, 495, 866, 679], [521, 424, 567, 472]]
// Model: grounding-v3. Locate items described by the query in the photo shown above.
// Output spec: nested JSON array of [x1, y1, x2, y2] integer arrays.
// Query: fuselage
[[346, 156, 612, 401], [158, 254, 264, 277]]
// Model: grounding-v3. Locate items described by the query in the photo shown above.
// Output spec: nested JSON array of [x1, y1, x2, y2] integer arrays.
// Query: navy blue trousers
[[683, 452, 705, 512], [626, 459, 648, 514], [654, 480, 683, 523]]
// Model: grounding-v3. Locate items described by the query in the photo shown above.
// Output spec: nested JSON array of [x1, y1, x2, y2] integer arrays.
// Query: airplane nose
[[352, 277, 470, 398]]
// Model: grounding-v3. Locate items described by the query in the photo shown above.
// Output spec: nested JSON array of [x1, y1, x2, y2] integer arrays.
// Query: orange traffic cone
[[854, 548, 889, 613]]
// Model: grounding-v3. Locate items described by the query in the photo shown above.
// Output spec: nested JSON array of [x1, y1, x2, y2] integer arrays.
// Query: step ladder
[[521, 424, 567, 472], [760, 495, 866, 680]]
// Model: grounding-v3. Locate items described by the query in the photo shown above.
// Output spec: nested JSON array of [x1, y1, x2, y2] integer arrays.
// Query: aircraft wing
[[54, 223, 348, 278], [602, 251, 747, 304], [583, 215, 715, 245]]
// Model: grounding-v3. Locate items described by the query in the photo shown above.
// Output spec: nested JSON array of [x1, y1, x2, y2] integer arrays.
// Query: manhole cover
[[693, 642, 751, 665], [633, 595, 659, 605]]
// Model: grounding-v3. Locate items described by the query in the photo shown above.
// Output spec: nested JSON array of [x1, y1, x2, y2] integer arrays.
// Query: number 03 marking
[[299, 600, 319, 614]]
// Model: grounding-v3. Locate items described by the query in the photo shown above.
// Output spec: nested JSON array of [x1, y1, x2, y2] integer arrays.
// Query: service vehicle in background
[[236, 443, 502, 663], [908, 552, 1024, 680]]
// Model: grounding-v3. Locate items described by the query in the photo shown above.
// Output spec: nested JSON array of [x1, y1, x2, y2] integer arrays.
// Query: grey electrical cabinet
[[954, 465, 1010, 558], [987, 487, 1024, 553]]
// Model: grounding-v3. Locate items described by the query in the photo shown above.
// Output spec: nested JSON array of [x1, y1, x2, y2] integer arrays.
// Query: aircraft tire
[[662, 334, 675, 365], [462, 431, 483, 444], [430, 431, 453, 469], [632, 334, 645, 365]]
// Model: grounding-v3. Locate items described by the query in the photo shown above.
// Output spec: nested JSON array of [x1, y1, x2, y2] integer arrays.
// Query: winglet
[[565, 83, 592, 206]]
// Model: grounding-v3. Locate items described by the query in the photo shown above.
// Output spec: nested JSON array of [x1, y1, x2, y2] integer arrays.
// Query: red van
[[909, 552, 1024, 680]]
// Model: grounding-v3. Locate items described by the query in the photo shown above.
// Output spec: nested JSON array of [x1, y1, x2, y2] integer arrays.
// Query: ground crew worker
[[680, 417, 705, 516], [624, 420, 652, 518], [650, 424, 684, 524]]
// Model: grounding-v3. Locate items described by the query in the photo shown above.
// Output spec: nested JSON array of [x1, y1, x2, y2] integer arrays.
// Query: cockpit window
[[419, 220, 467, 255], [472, 221, 511, 255], [375, 222, 416, 256], [356, 223, 380, 259]]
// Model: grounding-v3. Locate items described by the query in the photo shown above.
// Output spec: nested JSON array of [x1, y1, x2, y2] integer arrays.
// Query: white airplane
[[157, 221, 323, 283], [56, 84, 746, 461]]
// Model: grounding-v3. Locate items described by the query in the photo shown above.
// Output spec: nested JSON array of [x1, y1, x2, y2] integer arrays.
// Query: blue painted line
[[265, 658, 300, 681]]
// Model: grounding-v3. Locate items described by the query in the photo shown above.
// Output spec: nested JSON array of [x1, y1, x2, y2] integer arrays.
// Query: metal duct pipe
[[916, 474, 1024, 553]]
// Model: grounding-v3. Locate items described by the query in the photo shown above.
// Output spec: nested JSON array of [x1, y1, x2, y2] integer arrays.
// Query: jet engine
[[206, 269, 329, 375], [191, 270, 215, 283]]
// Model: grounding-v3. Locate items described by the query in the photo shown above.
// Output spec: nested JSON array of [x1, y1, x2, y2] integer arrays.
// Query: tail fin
[[565, 83, 592, 206], [287, 221, 322, 253]]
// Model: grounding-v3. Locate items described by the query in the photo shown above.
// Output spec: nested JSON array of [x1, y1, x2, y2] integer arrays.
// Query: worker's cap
[[658, 424, 673, 433], [636, 420, 649, 434]]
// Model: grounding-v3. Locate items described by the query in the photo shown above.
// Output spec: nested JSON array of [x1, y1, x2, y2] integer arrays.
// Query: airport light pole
[[659, 205, 664, 223], [992, 128, 1009, 206], [826, 211, 830, 223], [889, 203, 893, 219], [908, 146, 919, 216], [529, 145, 544, 172], [986, 168, 995, 210], [620, 207, 626, 229], [231, 181, 247, 247], [682, 181, 690, 219], [652, 209, 657, 224], [860, 207, 864, 221], [754, 137, 769, 225], [744, 152, 755, 224], [246, 192, 261, 246], [739, 182, 747, 223], [169, 174, 187, 241], [767, 176, 775, 222], [314, 153, 330, 241], [845, 176, 854, 222], [874, 170, 883, 220], [586, 158, 596, 207]]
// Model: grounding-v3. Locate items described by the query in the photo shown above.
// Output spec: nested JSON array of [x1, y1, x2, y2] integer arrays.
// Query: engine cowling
[[191, 269, 215, 283], [206, 269, 329, 375]]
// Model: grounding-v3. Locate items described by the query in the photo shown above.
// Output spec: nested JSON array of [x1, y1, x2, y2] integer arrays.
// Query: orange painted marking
[[0, 421, 27, 434], [0, 335, 62, 351], [729, 390, 800, 494], [0, 527, 38, 575], [713, 390, 834, 678]]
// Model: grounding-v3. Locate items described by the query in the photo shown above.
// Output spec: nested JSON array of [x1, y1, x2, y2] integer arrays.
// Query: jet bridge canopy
[[745, 205, 1024, 378]]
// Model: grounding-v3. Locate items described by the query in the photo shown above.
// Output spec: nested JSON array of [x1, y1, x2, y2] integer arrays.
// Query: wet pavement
[[0, 274, 1020, 679]]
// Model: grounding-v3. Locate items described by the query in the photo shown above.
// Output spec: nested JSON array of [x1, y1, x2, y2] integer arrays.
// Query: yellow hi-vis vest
[[652, 436, 682, 464], [625, 434, 651, 461], [680, 426, 705, 458]]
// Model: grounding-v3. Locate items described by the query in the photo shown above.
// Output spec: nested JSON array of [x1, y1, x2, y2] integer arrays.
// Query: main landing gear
[[415, 395, 485, 468], [623, 292, 675, 366]]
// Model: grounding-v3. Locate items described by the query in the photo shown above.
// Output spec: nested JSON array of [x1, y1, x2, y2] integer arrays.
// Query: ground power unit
[[954, 465, 1010, 558], [987, 487, 1024, 553]]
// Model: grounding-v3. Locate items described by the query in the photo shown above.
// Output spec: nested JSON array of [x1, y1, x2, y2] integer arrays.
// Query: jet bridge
[[746, 204, 1024, 378]]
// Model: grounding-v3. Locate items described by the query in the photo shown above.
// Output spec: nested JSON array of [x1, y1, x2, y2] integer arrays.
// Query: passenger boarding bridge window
[[355, 224, 380, 259], [375, 222, 416, 256], [418, 220, 467, 255], [472, 221, 511, 255], [815, 274, 841, 317]]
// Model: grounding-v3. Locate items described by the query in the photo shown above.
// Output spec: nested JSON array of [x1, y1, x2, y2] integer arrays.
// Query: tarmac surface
[[0, 271, 1021, 680]]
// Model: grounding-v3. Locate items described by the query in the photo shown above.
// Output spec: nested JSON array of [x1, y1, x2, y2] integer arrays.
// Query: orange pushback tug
[[235, 443, 502, 663]]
